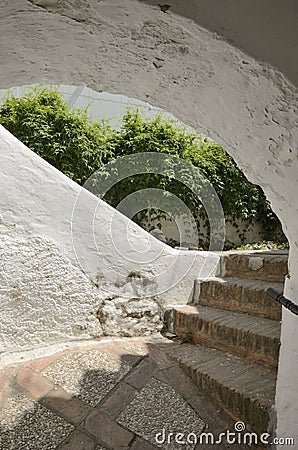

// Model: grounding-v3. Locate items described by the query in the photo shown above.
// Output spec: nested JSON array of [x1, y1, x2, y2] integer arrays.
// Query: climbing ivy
[[0, 86, 285, 246], [101, 110, 284, 243]]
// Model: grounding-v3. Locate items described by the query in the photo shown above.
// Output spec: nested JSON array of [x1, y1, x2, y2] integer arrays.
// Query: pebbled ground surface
[[0, 337, 243, 450]]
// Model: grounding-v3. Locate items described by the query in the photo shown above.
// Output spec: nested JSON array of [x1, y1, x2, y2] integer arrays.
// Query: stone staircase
[[164, 250, 288, 434]]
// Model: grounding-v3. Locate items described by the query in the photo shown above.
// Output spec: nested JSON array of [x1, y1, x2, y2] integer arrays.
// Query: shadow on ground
[[0, 339, 242, 450]]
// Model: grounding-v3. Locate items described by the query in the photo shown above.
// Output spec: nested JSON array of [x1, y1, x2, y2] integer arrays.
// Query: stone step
[[196, 276, 283, 320], [172, 305, 280, 368], [161, 342, 276, 435], [222, 251, 288, 283]]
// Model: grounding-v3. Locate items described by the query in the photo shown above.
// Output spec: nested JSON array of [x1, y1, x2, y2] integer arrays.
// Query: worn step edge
[[196, 277, 283, 320], [172, 305, 280, 368], [222, 251, 288, 283], [162, 342, 276, 434]]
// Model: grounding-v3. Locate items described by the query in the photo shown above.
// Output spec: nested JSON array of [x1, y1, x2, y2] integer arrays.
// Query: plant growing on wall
[[0, 86, 285, 247], [101, 110, 284, 245]]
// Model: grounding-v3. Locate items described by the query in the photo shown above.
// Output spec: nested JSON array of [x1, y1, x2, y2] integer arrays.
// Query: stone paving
[[0, 337, 240, 450]]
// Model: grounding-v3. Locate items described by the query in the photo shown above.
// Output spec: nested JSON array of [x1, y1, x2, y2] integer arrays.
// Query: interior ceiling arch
[[0, 0, 297, 240]]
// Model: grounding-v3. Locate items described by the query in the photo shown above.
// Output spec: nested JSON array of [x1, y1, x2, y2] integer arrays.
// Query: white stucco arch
[[0, 0, 297, 445]]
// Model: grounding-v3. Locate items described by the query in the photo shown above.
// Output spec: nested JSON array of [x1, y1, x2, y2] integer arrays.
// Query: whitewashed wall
[[0, 125, 219, 355], [141, 213, 264, 249], [0, 222, 104, 353]]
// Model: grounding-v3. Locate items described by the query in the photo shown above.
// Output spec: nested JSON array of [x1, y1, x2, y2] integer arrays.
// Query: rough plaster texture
[[0, 0, 297, 444], [0, 222, 104, 352], [97, 296, 163, 337], [0, 126, 218, 287], [0, 126, 217, 350], [0, 209, 179, 352], [140, 0, 298, 87]]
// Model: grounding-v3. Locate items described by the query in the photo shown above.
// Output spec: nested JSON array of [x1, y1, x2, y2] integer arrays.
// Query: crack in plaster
[[26, 0, 95, 24]]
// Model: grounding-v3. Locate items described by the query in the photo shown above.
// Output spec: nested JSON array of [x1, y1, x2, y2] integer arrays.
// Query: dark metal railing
[[266, 288, 298, 316]]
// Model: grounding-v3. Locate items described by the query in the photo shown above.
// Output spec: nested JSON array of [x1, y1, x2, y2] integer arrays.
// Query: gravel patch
[[0, 391, 74, 450], [117, 378, 205, 450], [42, 350, 131, 406]]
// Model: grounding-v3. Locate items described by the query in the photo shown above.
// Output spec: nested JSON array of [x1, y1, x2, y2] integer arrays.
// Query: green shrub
[[0, 86, 114, 185], [0, 86, 286, 246], [104, 110, 284, 243]]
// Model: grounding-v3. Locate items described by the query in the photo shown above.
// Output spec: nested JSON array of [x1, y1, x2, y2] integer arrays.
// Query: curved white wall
[[140, 0, 298, 87], [0, 125, 218, 353], [0, 0, 297, 445]]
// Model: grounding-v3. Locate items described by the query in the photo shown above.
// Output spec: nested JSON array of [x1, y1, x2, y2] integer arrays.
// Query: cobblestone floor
[[0, 337, 238, 450]]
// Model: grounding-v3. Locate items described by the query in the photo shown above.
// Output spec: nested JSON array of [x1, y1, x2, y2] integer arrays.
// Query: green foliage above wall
[[0, 87, 114, 185], [0, 86, 285, 246]]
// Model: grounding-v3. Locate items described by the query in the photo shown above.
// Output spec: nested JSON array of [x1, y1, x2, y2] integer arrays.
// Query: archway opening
[[0, 84, 288, 253]]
